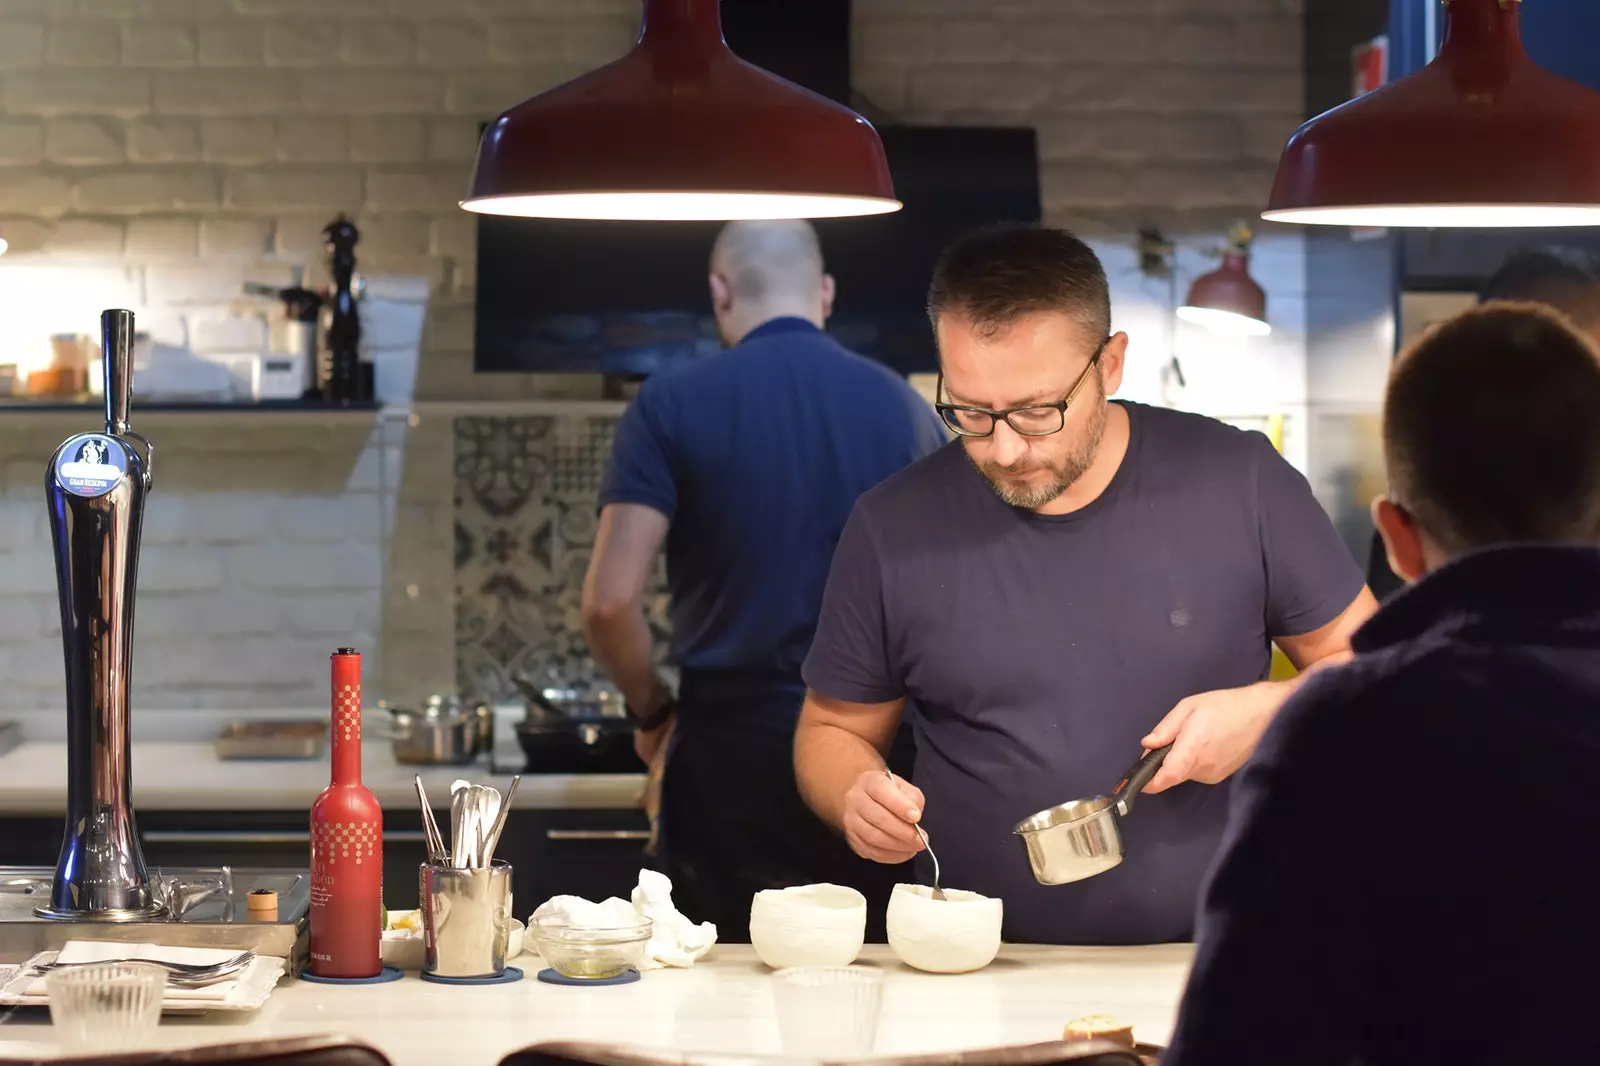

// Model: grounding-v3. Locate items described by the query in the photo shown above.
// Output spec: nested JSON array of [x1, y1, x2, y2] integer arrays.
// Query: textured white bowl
[[885, 884, 1002, 974], [749, 884, 867, 969]]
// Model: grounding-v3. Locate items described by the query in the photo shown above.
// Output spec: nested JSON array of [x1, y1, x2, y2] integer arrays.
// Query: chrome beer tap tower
[[37, 308, 162, 920], [0, 310, 310, 966]]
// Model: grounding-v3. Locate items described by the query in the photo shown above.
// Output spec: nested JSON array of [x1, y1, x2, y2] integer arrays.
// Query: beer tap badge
[[56, 435, 126, 497]]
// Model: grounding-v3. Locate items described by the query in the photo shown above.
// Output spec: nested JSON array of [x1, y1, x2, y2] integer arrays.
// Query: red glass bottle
[[308, 647, 382, 978]]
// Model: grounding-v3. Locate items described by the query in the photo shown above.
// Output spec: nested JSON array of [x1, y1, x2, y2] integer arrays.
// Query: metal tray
[[214, 720, 327, 760]]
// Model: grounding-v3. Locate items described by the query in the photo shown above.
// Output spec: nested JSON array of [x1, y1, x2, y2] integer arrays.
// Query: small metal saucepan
[[1012, 744, 1172, 886], [379, 695, 491, 766]]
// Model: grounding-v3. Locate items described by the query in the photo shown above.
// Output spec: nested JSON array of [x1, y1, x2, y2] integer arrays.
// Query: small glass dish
[[771, 964, 884, 1057], [46, 961, 166, 1052], [528, 914, 653, 980]]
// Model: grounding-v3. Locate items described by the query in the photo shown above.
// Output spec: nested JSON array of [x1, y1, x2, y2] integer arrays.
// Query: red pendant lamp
[[461, 0, 900, 221], [1177, 224, 1271, 337], [1263, 0, 1600, 228]]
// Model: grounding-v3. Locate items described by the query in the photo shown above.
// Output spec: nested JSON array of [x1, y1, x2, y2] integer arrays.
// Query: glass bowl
[[46, 961, 166, 1052], [528, 914, 653, 980]]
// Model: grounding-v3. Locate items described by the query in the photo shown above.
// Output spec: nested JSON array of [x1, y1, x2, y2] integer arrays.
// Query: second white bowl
[[749, 884, 867, 969], [885, 883, 1002, 974]]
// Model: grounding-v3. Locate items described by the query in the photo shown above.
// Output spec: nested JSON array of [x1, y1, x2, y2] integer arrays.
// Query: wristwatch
[[627, 697, 676, 733]]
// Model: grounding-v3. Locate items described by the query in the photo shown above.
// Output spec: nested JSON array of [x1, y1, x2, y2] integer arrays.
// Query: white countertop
[[0, 742, 645, 814], [0, 945, 1195, 1065]]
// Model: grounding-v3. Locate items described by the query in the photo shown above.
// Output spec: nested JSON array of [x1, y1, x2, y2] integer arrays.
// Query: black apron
[[655, 669, 913, 943]]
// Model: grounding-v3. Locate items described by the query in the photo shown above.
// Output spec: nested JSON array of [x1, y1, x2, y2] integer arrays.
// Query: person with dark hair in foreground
[[1165, 303, 1600, 1065], [795, 224, 1377, 945], [1367, 248, 1600, 598]]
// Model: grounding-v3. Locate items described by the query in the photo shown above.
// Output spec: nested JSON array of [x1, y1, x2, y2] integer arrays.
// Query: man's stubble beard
[[966, 381, 1109, 511]]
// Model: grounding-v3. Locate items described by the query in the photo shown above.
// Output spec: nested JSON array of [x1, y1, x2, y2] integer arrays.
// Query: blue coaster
[[421, 965, 524, 986], [537, 967, 639, 987], [300, 965, 404, 985]]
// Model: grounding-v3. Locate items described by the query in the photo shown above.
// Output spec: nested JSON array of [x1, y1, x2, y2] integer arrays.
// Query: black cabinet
[[503, 809, 651, 912], [0, 806, 650, 919], [0, 817, 61, 866]]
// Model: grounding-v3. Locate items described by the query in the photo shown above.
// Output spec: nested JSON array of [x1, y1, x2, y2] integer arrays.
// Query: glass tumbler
[[771, 965, 885, 1057], [46, 961, 165, 1052]]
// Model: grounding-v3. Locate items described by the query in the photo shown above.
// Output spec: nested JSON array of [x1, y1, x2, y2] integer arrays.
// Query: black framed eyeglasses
[[934, 337, 1109, 438]]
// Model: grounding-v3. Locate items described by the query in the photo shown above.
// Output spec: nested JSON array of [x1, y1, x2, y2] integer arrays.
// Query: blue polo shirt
[[598, 317, 946, 689]]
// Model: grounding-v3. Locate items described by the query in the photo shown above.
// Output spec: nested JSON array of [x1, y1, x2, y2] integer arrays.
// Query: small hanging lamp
[[1263, 0, 1600, 228], [1178, 223, 1271, 337], [461, 0, 900, 222]]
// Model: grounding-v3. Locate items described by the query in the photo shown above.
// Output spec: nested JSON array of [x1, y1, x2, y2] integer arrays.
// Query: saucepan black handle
[[1111, 744, 1171, 817]]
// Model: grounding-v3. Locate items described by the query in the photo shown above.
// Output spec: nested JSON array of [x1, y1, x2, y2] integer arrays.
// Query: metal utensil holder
[[420, 860, 512, 978]]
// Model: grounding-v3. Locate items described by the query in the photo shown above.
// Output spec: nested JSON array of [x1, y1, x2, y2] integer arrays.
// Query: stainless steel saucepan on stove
[[1012, 744, 1172, 885], [379, 694, 492, 766]]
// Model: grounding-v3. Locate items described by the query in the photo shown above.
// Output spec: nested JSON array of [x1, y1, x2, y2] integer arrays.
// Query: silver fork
[[885, 769, 947, 900], [31, 949, 253, 978]]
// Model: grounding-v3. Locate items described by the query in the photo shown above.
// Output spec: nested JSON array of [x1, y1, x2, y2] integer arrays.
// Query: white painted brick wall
[[852, 0, 1304, 234], [0, 0, 1308, 719], [0, 420, 402, 712]]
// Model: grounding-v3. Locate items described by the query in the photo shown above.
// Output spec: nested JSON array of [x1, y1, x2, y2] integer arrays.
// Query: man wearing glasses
[[795, 224, 1377, 945]]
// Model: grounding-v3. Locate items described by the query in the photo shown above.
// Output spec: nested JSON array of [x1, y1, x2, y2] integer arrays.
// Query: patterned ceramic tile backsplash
[[454, 414, 671, 702]]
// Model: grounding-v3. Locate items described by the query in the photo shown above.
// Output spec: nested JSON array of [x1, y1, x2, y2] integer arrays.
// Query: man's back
[[1166, 544, 1600, 1065], [599, 317, 945, 681]]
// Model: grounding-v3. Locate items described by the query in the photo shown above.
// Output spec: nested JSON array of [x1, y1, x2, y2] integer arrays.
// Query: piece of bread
[[1062, 1014, 1136, 1048]]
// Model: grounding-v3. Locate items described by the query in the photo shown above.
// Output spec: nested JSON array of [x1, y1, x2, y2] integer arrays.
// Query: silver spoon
[[475, 784, 501, 868], [468, 784, 494, 868], [450, 781, 470, 868], [885, 769, 946, 900]]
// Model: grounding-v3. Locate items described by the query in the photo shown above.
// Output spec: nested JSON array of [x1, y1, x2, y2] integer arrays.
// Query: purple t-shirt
[[802, 401, 1365, 945]]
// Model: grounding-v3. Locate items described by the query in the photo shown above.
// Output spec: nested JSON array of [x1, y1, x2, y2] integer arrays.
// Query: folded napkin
[[531, 870, 716, 971], [13, 941, 267, 1002]]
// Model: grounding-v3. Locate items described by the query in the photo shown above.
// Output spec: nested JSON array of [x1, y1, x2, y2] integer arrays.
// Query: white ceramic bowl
[[380, 930, 424, 971], [749, 884, 867, 969], [885, 883, 1003, 974]]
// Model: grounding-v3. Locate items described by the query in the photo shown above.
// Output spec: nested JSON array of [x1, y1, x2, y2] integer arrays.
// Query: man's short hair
[[1384, 302, 1600, 551], [1478, 249, 1600, 329], [927, 224, 1112, 341], [710, 219, 824, 305]]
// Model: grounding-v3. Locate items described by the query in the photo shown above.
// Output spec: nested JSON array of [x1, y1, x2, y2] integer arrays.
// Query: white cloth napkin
[[531, 870, 717, 970], [15, 941, 259, 1002]]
